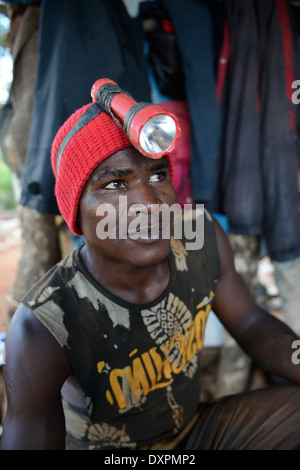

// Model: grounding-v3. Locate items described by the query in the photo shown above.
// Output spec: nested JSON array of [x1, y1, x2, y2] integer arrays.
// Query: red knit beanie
[[51, 102, 174, 235]]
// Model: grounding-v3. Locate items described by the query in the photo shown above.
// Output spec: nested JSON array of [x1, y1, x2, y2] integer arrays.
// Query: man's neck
[[79, 244, 171, 305]]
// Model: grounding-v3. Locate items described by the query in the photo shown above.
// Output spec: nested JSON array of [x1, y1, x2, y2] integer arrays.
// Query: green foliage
[[0, 10, 15, 210], [0, 150, 16, 211], [0, 11, 9, 53]]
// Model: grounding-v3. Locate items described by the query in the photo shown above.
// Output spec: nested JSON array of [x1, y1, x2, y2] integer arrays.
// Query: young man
[[1, 91, 300, 451]]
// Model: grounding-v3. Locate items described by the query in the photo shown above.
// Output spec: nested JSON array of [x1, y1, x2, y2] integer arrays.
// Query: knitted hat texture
[[51, 103, 132, 235]]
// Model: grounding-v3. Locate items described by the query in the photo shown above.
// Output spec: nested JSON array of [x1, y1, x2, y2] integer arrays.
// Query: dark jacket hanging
[[217, 0, 300, 262], [20, 0, 151, 214]]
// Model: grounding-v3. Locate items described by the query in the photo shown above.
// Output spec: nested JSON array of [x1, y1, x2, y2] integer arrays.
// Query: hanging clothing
[[215, 0, 300, 262], [20, 0, 150, 214], [161, 0, 221, 203]]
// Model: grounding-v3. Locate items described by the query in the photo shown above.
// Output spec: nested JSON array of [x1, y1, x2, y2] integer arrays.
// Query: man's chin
[[129, 254, 170, 270], [127, 239, 171, 269]]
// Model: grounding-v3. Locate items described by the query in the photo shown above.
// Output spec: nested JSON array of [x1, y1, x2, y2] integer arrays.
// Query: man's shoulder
[[172, 206, 217, 252], [4, 302, 71, 412], [5, 303, 65, 362], [22, 249, 79, 307], [170, 207, 219, 277]]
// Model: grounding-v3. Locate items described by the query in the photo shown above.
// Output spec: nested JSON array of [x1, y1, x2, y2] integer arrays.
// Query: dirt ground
[[0, 211, 21, 333]]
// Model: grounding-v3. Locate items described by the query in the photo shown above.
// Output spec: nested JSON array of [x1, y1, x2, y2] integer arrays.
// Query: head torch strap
[[56, 102, 101, 174], [122, 102, 150, 137], [96, 82, 133, 127]]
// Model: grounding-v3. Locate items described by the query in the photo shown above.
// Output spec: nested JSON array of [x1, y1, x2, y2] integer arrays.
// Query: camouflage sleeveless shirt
[[23, 209, 220, 449]]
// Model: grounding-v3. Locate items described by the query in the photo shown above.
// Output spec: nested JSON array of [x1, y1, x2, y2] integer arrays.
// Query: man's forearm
[[234, 310, 300, 384]]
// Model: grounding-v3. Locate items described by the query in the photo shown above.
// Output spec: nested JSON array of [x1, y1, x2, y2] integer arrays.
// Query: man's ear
[[76, 210, 82, 235], [76, 179, 89, 236]]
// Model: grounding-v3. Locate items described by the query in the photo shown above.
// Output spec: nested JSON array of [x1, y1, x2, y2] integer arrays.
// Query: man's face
[[78, 147, 176, 268]]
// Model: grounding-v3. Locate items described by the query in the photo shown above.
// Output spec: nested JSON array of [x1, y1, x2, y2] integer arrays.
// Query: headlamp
[[91, 78, 181, 158]]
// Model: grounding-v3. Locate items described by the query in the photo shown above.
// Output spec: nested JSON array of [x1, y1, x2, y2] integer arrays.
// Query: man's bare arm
[[212, 218, 300, 384], [0, 304, 71, 450]]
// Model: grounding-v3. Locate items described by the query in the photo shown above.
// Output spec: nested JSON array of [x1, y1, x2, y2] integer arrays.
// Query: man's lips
[[128, 223, 161, 238]]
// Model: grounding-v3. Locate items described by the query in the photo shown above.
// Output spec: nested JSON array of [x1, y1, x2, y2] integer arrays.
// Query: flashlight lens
[[139, 115, 177, 155]]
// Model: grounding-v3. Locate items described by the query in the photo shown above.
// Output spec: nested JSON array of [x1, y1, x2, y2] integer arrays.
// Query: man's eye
[[104, 180, 125, 190], [149, 171, 167, 183]]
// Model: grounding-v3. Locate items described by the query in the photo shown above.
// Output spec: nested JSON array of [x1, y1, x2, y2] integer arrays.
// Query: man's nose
[[128, 181, 161, 216]]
